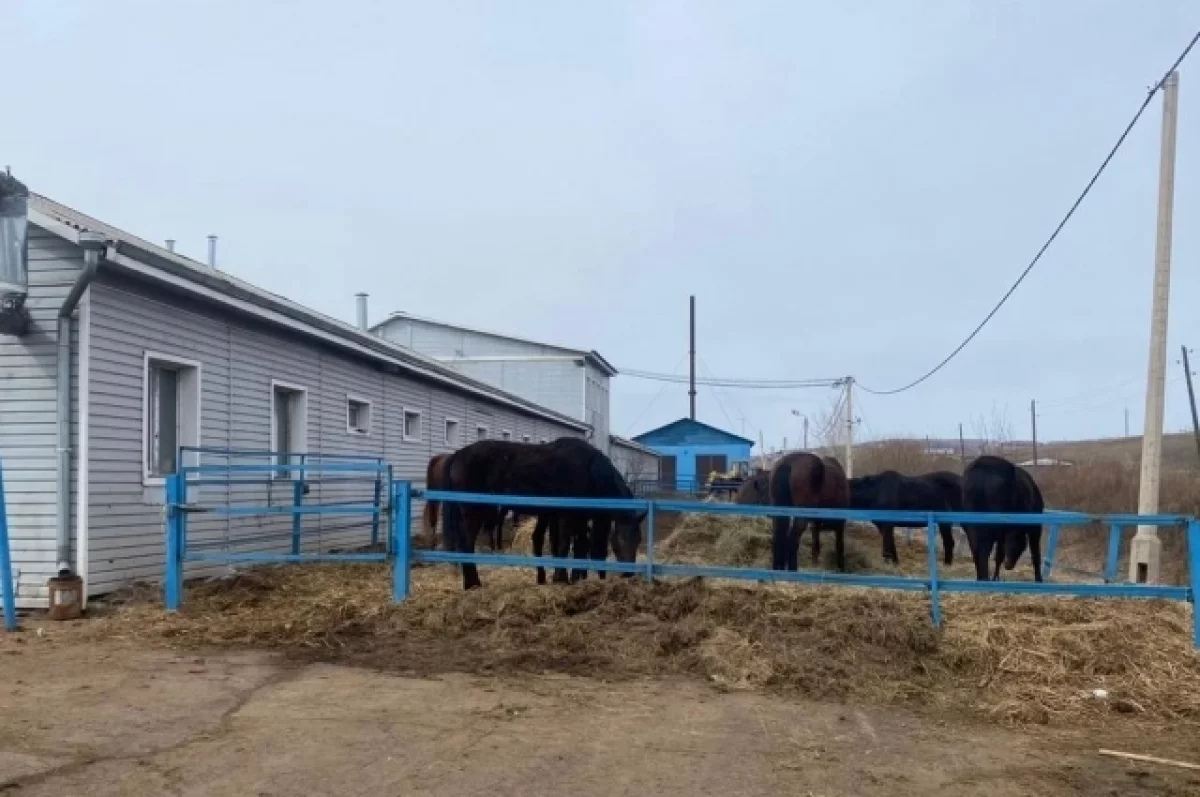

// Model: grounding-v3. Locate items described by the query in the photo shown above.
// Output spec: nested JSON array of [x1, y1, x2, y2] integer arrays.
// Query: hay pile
[[657, 513, 773, 566], [93, 564, 1200, 727]]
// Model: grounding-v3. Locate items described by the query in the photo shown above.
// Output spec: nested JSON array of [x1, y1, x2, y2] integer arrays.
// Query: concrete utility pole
[[1030, 399, 1038, 466], [688, 295, 696, 420], [1182, 346, 1200, 465], [1132, 70, 1180, 585], [843, 377, 854, 478]]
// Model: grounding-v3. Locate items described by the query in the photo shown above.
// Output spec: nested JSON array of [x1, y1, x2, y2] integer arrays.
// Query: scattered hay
[[658, 513, 772, 566], [87, 563, 1200, 728]]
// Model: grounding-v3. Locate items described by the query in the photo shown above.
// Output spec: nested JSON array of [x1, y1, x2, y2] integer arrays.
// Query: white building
[[370, 312, 620, 454]]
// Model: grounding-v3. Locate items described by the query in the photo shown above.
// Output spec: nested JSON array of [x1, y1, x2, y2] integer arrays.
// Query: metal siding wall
[[83, 274, 582, 598], [0, 228, 81, 605], [448, 359, 582, 422], [375, 317, 561, 359], [583, 366, 610, 454]]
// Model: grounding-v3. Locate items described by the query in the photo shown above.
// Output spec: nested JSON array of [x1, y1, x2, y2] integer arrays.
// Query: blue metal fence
[[163, 449, 393, 611], [0, 460, 17, 631], [160, 473, 1200, 649]]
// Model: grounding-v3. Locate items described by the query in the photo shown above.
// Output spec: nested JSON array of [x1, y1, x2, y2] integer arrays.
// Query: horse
[[767, 452, 849, 571], [848, 470, 957, 565], [734, 470, 771, 505], [962, 456, 1044, 582], [541, 437, 644, 582], [441, 439, 642, 589], [424, 452, 508, 551]]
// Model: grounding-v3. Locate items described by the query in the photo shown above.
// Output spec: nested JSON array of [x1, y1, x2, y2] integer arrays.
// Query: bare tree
[[972, 403, 1014, 455]]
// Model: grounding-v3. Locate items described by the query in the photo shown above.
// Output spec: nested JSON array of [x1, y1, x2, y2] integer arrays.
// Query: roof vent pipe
[[206, 235, 217, 267], [165, 239, 176, 252], [355, 293, 369, 331]]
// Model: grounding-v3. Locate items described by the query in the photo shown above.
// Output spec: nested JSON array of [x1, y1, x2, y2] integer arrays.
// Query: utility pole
[[688, 295, 696, 420], [958, 422, 966, 467], [1030, 399, 1038, 466], [1132, 70, 1179, 585], [1182, 345, 1200, 465], [843, 377, 854, 477]]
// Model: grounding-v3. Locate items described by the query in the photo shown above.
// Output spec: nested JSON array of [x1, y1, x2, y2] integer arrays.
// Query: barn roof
[[632, 418, 755, 447]]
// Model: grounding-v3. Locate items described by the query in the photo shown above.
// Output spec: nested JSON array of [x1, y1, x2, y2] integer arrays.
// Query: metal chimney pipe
[[206, 235, 217, 267], [355, 293, 369, 331], [165, 239, 176, 252]]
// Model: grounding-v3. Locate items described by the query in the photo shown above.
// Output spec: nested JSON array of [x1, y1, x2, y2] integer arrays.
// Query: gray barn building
[[0, 193, 586, 608]]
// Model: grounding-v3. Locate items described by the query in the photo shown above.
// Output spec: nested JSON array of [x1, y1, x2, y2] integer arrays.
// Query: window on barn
[[522, 435, 531, 443], [500, 430, 512, 441], [444, 418, 459, 447], [403, 410, 422, 442], [695, 455, 728, 479], [346, 396, 372, 435], [143, 352, 201, 483], [271, 381, 309, 479], [477, 425, 488, 440]]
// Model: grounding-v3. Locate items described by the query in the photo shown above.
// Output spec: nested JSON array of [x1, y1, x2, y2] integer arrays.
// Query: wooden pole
[[688, 296, 696, 420]]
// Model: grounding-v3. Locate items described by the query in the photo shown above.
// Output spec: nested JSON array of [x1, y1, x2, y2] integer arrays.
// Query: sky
[[6, 0, 1200, 450]]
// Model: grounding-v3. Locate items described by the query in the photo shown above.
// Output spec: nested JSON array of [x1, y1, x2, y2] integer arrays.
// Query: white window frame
[[476, 425, 489, 440], [522, 434, 531, 443], [270, 379, 309, 479], [142, 351, 203, 487], [402, 408, 423, 443], [346, 394, 373, 436], [500, 429, 512, 441], [444, 417, 460, 447]]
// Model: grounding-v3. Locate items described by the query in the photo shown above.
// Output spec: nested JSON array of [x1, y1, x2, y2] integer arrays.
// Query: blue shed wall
[[649, 441, 752, 491]]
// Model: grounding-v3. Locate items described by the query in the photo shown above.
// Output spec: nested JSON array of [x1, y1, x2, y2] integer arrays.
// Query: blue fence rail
[[163, 452, 393, 611], [162, 478, 1200, 649], [0, 460, 17, 631]]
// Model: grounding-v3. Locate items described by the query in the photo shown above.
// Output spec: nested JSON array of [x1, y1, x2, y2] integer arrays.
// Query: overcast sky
[[7, 1, 1200, 449]]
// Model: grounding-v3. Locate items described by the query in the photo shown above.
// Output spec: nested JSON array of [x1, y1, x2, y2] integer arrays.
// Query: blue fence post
[[1104, 524, 1122, 583], [925, 514, 942, 628], [392, 480, 412, 602], [1043, 523, 1061, 580], [0, 461, 17, 631], [1189, 520, 1200, 651], [164, 474, 183, 612], [644, 501, 656, 583], [291, 479, 304, 555]]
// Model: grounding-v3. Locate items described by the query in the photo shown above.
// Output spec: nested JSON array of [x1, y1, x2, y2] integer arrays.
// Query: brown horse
[[734, 470, 771, 505], [767, 452, 849, 571], [424, 452, 507, 551]]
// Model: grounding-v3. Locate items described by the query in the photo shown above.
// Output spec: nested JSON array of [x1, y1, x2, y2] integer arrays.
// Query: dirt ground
[[2, 636, 1200, 797]]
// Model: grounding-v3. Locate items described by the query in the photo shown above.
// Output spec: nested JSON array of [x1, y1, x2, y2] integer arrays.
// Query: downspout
[[55, 231, 106, 576]]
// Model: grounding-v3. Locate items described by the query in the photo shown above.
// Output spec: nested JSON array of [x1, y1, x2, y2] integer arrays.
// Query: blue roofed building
[[632, 418, 754, 492]]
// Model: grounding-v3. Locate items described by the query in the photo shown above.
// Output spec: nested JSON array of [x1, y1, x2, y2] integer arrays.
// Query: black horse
[[441, 439, 642, 589], [962, 456, 1044, 582], [768, 452, 850, 571], [848, 470, 959, 565]]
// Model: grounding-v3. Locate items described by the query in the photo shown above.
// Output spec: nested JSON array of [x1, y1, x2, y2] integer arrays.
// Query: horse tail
[[808, 455, 827, 494], [424, 455, 444, 535], [440, 454, 461, 552]]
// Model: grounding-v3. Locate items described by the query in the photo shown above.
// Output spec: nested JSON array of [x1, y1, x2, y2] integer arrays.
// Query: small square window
[[444, 419, 459, 447], [477, 425, 488, 440], [347, 397, 371, 435], [522, 435, 531, 443], [500, 430, 512, 441], [403, 410, 422, 442], [539, 438, 549, 444]]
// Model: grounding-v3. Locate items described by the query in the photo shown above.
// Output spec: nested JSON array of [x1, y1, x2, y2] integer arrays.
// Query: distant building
[[608, 435, 661, 483], [370, 312, 616, 453], [633, 419, 754, 491]]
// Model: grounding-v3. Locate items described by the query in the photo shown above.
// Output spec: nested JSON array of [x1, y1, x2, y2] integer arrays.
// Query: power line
[[621, 368, 842, 389], [858, 30, 1200, 397], [622, 354, 687, 435]]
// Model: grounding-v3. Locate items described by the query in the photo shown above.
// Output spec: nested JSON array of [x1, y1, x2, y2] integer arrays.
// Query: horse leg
[[1029, 527, 1044, 583], [569, 515, 590, 583], [879, 523, 898, 564], [590, 514, 611, 581], [786, 519, 803, 571], [461, 510, 484, 590], [939, 522, 955, 566], [533, 514, 549, 585], [810, 519, 821, 565], [992, 530, 1004, 580], [834, 521, 846, 572], [771, 515, 790, 570], [550, 515, 571, 584]]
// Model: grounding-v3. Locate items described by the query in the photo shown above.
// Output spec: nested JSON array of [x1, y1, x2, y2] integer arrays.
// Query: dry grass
[[90, 564, 1200, 728]]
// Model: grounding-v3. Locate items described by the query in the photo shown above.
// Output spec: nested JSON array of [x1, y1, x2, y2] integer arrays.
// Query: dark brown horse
[[734, 470, 771, 505], [424, 452, 507, 550], [768, 452, 849, 571], [441, 440, 642, 589]]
